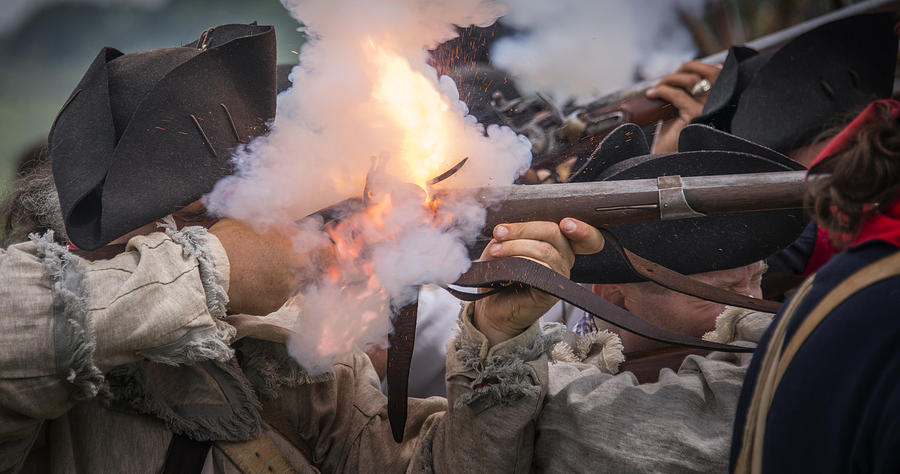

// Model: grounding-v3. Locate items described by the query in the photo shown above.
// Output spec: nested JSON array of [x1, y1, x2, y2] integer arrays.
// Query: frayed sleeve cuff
[[28, 231, 105, 400], [553, 329, 625, 375], [702, 306, 774, 345], [89, 223, 235, 369], [155, 217, 229, 319], [204, 232, 230, 295], [447, 303, 562, 412]]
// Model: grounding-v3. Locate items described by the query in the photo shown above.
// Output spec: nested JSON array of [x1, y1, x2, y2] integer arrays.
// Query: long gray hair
[[1, 151, 67, 247]]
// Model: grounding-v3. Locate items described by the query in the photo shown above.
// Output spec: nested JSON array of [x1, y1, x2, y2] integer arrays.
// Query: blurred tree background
[[0, 0, 303, 192], [0, 0, 863, 192]]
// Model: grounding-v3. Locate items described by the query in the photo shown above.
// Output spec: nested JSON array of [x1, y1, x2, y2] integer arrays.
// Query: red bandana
[[802, 99, 900, 276]]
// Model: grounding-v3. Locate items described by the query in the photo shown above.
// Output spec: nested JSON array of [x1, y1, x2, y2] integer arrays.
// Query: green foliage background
[[0, 0, 303, 192]]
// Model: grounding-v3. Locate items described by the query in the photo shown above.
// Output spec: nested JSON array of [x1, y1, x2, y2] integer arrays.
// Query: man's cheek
[[749, 281, 764, 299], [686, 300, 725, 334]]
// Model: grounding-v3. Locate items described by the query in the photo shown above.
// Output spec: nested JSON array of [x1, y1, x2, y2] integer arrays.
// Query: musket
[[493, 0, 899, 174], [433, 170, 807, 246], [385, 169, 809, 442], [316, 169, 808, 278], [447, 170, 805, 315]]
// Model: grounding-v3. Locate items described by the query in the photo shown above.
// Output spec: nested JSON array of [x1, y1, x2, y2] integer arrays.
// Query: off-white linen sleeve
[[250, 303, 561, 473], [0, 227, 234, 472], [532, 308, 773, 473]]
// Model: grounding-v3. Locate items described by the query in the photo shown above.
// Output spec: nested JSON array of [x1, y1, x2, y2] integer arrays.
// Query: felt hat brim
[[569, 124, 806, 283], [50, 24, 277, 250], [730, 13, 898, 153]]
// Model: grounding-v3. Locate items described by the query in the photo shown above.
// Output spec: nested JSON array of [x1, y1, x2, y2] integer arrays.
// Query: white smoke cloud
[[491, 0, 704, 102], [206, 0, 531, 374]]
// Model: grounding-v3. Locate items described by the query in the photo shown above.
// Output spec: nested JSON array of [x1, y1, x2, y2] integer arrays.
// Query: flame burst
[[208, 1, 533, 375], [367, 38, 463, 191], [279, 34, 482, 374], [290, 173, 449, 374]]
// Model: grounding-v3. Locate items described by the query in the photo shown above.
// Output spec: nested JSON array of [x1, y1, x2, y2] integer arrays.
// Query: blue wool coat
[[731, 240, 900, 473]]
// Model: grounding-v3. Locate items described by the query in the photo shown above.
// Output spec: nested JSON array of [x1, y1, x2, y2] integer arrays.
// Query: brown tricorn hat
[[49, 23, 277, 250]]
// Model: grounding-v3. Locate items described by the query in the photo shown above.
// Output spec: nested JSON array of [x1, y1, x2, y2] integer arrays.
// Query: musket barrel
[[682, 171, 808, 214], [472, 170, 808, 232], [306, 171, 809, 242], [476, 180, 660, 229]]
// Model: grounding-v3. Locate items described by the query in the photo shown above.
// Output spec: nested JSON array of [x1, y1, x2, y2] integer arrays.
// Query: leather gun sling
[[449, 228, 780, 350], [387, 302, 418, 443], [449, 257, 757, 352], [386, 230, 780, 443], [595, 229, 782, 313], [734, 249, 900, 474]]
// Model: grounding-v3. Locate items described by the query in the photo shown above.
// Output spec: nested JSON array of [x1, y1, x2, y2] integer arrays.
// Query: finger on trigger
[[559, 218, 605, 255]]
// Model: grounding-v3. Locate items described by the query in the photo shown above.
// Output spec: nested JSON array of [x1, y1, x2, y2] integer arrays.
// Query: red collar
[[803, 199, 900, 276], [808, 99, 900, 170], [801, 99, 900, 275]]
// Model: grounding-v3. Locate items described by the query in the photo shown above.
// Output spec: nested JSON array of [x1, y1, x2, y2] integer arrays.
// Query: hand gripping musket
[[64, 169, 808, 442], [384, 169, 808, 441], [494, 0, 899, 178]]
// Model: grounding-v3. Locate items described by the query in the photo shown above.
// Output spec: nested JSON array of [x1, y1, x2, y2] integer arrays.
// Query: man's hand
[[210, 219, 333, 315], [646, 60, 721, 154], [473, 218, 605, 346]]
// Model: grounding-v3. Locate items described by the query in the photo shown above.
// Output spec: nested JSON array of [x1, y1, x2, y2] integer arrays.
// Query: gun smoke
[[206, 0, 531, 374], [491, 0, 704, 102]]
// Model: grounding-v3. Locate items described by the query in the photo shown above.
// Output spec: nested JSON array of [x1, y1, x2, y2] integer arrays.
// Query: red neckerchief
[[801, 99, 900, 276]]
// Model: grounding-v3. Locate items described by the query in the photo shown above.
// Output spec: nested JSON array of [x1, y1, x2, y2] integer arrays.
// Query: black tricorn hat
[[49, 23, 277, 250], [568, 123, 806, 283], [692, 12, 898, 154], [276, 63, 295, 93]]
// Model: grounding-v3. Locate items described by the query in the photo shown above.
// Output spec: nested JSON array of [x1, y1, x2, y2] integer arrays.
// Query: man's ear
[[593, 284, 626, 309]]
